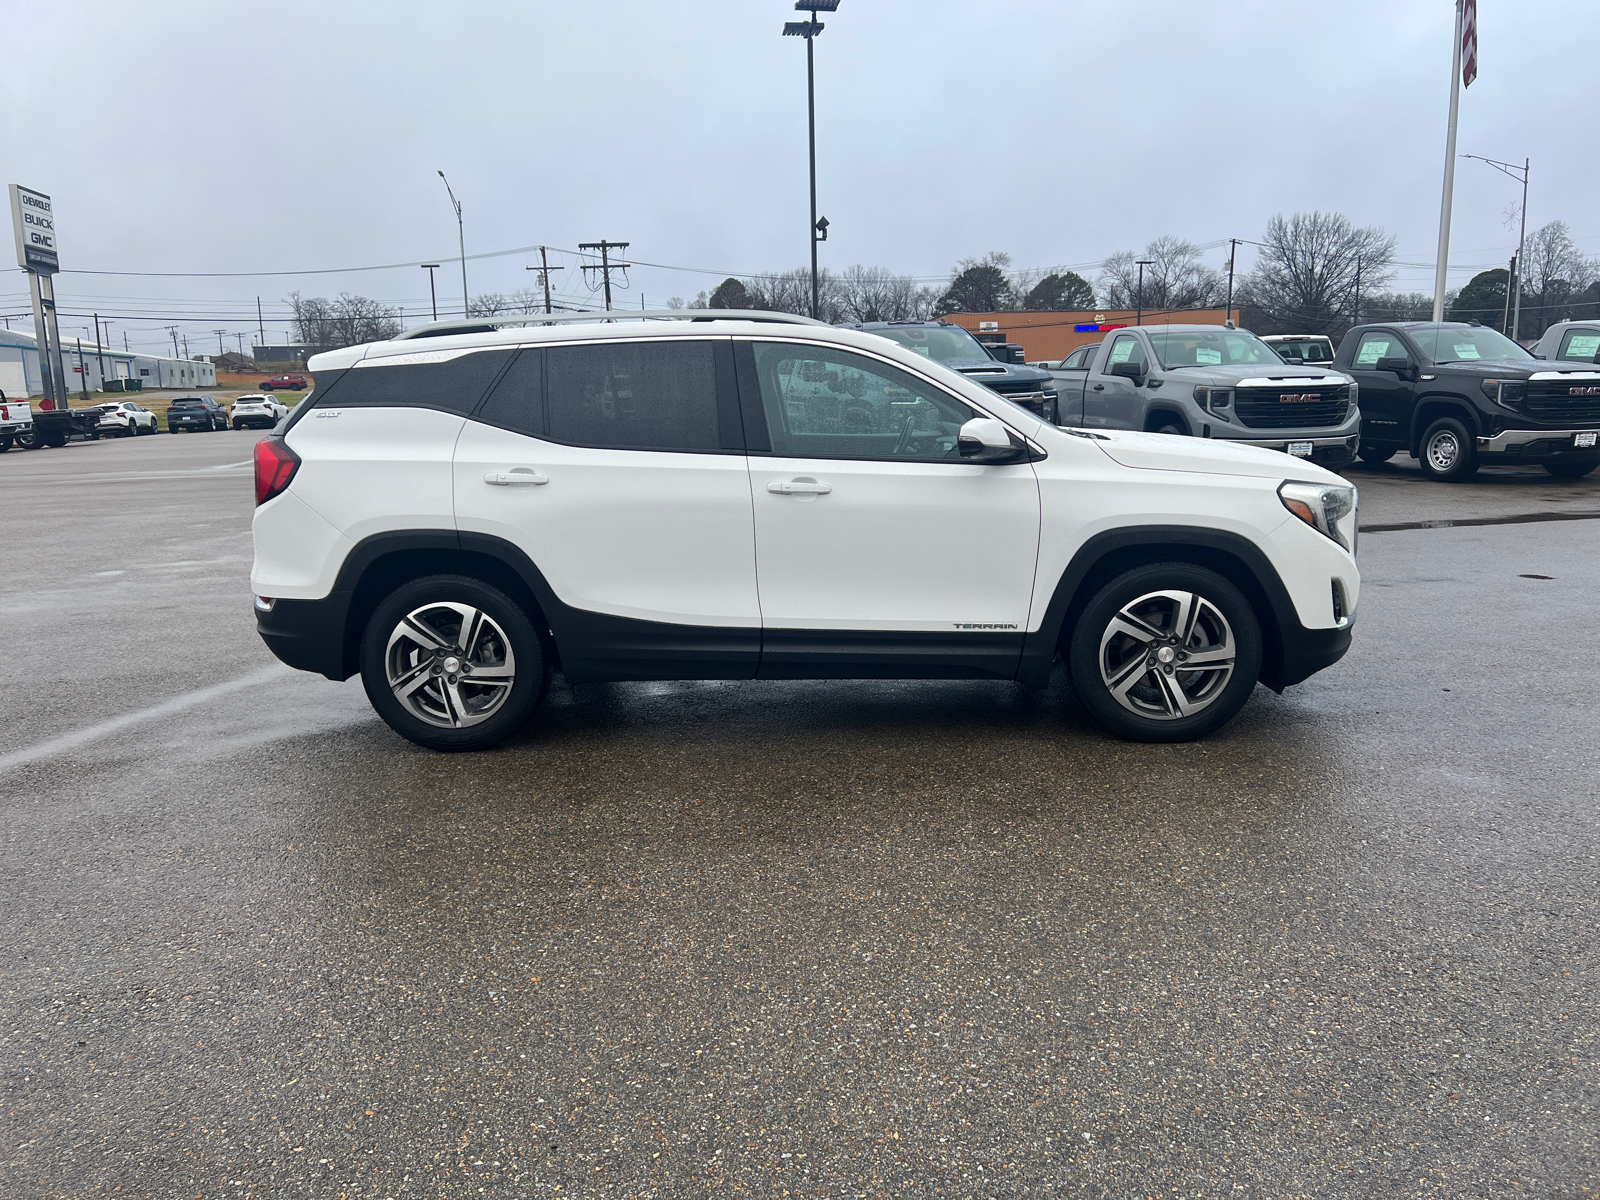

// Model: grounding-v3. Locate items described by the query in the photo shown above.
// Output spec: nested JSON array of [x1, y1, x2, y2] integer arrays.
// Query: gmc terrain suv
[[1334, 321, 1600, 480], [251, 310, 1360, 751]]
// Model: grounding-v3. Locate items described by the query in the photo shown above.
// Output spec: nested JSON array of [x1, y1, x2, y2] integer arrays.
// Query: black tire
[[232, 421, 243, 431], [17, 429, 37, 449], [1357, 444, 1396, 464], [0, 436, 10, 452], [1152, 419, 1187, 437], [1544, 461, 1598, 479], [1418, 417, 1479, 481], [260, 384, 272, 391], [360, 574, 550, 752], [1067, 562, 1264, 743]]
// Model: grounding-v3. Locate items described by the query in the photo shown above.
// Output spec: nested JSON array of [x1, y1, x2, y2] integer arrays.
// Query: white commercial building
[[0, 327, 215, 398]]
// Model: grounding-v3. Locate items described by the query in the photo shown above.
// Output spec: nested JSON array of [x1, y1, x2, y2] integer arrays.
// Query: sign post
[[9, 184, 69, 409]]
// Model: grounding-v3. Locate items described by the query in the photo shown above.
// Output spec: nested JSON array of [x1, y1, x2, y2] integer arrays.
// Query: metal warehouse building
[[0, 328, 215, 397]]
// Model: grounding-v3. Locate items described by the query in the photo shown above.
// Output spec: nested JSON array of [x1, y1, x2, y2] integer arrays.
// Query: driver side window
[[1352, 331, 1407, 367], [750, 343, 977, 461], [1105, 334, 1147, 371]]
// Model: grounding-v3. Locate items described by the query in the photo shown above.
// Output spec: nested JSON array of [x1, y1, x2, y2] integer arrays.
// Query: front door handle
[[484, 469, 549, 486], [767, 480, 831, 496], [1092, 383, 1105, 391]]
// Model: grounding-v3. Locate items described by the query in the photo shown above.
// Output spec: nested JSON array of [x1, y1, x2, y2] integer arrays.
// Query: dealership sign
[[9, 185, 59, 274]]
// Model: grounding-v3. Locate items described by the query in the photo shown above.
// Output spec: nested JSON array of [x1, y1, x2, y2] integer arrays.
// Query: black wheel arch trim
[[1409, 394, 1483, 451], [1017, 525, 1345, 692]]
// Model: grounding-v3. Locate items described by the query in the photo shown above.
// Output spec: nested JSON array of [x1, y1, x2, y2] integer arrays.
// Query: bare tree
[[1099, 237, 1223, 312], [1517, 220, 1599, 337], [289, 291, 402, 354], [834, 264, 936, 322], [1238, 212, 1396, 336], [467, 292, 512, 317]]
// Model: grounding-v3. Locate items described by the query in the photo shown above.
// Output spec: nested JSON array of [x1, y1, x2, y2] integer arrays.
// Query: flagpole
[[1431, 0, 1465, 322]]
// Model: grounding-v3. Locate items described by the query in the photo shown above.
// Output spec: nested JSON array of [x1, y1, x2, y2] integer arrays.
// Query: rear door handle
[[767, 480, 831, 496], [485, 469, 548, 486]]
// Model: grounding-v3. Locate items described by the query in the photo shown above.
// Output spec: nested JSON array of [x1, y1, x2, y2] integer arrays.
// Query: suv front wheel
[[360, 574, 549, 751], [1068, 562, 1263, 742]]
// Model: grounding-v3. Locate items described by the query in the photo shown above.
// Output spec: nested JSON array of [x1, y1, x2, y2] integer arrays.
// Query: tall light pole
[[437, 171, 467, 318], [783, 0, 839, 321], [421, 264, 441, 321], [1462, 153, 1530, 340], [1135, 259, 1154, 326]]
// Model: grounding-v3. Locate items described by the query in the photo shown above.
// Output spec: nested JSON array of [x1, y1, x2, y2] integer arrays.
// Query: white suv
[[231, 393, 289, 430], [250, 311, 1359, 750]]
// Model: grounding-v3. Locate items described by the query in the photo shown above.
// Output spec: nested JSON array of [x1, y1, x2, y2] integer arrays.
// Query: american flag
[[1461, 0, 1478, 87]]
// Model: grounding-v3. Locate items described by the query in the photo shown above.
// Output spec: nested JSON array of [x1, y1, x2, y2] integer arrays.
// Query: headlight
[[1480, 378, 1526, 407], [1279, 480, 1357, 552]]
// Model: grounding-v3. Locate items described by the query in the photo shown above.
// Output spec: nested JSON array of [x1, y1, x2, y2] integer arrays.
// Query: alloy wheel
[[384, 602, 517, 729], [1097, 589, 1236, 720]]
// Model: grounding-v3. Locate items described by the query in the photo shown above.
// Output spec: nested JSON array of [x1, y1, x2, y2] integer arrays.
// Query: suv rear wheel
[[1067, 562, 1263, 742], [1419, 417, 1479, 481], [360, 574, 549, 751]]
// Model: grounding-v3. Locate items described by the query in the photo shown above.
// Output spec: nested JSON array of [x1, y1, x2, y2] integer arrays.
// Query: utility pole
[[1501, 256, 1516, 333], [1224, 239, 1239, 325], [169, 326, 180, 359], [579, 240, 630, 311], [437, 171, 467, 317], [257, 296, 265, 347], [93, 312, 107, 384], [123, 332, 129, 352], [214, 328, 227, 356], [1135, 259, 1153, 326], [526, 246, 564, 314], [1352, 256, 1362, 329], [421, 264, 441, 321], [182, 333, 189, 358]]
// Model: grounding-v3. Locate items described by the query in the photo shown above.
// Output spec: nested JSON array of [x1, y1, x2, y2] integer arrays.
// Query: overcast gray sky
[[2, 0, 1593, 354]]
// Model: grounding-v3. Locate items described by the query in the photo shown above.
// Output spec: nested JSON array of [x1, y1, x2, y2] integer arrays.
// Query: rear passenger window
[[323, 348, 513, 414], [545, 341, 720, 452]]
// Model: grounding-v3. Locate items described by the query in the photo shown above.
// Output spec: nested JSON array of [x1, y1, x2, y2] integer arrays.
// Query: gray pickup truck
[[1042, 324, 1361, 469]]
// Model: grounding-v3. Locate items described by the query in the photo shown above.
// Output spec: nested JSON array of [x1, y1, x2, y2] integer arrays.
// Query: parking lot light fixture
[[437, 172, 467, 318], [784, 0, 841, 321]]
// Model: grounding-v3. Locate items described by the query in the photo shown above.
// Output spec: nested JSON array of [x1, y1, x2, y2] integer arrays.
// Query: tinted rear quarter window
[[319, 349, 514, 414]]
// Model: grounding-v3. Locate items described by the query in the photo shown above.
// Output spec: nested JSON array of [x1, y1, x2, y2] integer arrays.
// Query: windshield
[[1408, 325, 1532, 363], [1147, 328, 1284, 370], [867, 325, 995, 365]]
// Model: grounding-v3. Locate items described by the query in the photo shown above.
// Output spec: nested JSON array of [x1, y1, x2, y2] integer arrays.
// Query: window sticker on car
[[1354, 339, 1389, 366], [1108, 340, 1137, 364], [1453, 343, 1481, 360], [1566, 334, 1600, 358], [1196, 348, 1222, 365]]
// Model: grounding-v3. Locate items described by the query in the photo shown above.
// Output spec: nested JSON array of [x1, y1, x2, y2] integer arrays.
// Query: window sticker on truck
[[1567, 335, 1600, 358], [1196, 348, 1221, 365], [1108, 340, 1137, 364], [1453, 344, 1482, 359], [1354, 340, 1390, 366]]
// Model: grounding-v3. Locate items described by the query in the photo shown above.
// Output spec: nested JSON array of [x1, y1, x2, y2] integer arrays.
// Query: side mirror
[[958, 417, 1028, 464], [1376, 356, 1417, 381], [1107, 359, 1146, 384]]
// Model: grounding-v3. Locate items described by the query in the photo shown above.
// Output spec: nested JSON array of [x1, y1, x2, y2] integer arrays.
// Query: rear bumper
[[256, 593, 355, 680]]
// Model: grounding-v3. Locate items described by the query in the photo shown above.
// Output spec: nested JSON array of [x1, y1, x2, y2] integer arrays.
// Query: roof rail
[[394, 308, 831, 340]]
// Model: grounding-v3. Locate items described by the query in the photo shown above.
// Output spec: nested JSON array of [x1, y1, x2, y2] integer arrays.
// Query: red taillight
[[254, 436, 301, 505]]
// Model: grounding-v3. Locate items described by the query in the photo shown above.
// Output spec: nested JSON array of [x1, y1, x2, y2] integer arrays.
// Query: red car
[[258, 374, 308, 392]]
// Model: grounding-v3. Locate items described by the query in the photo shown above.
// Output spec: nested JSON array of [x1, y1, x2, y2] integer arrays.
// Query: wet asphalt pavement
[[1, 433, 1597, 1199]]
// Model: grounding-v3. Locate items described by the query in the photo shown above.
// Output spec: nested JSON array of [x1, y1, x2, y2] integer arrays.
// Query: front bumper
[[1224, 433, 1359, 468], [1477, 426, 1600, 460]]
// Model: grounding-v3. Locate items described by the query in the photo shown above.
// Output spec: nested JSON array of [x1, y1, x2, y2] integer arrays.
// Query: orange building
[[942, 308, 1234, 363]]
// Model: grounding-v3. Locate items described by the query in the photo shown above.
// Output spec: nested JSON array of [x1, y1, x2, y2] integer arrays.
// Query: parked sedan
[[166, 396, 229, 432], [231, 393, 289, 430], [92, 401, 159, 437]]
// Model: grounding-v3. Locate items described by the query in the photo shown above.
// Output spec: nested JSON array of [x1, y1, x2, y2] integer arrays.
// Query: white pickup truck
[[0, 395, 32, 451]]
